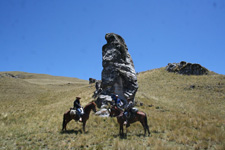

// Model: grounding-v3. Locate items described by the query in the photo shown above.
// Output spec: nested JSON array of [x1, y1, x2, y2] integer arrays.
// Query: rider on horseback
[[111, 94, 124, 109], [124, 100, 134, 127], [73, 97, 83, 122]]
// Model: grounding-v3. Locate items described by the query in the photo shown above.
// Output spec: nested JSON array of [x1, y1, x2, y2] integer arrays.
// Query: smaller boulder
[[166, 61, 208, 75], [89, 78, 96, 84]]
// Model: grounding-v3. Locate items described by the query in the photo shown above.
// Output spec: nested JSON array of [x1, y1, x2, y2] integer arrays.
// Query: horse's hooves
[[61, 129, 66, 133]]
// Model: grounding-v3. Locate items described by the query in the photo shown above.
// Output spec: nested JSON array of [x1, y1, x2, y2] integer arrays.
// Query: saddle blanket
[[70, 108, 84, 116], [70, 110, 76, 116]]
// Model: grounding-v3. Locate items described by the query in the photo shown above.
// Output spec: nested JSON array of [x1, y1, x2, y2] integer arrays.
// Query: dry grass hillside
[[0, 69, 224, 150]]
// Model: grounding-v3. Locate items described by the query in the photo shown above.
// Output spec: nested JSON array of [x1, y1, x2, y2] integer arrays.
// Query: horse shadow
[[112, 132, 150, 139], [113, 134, 127, 139], [136, 133, 151, 137], [60, 129, 83, 135]]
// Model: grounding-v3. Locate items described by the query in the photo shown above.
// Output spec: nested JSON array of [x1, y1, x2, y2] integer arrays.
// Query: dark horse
[[109, 105, 150, 136], [62, 101, 97, 132]]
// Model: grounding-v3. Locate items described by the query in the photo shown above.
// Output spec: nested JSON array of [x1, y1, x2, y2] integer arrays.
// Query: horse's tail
[[144, 113, 149, 128], [144, 113, 151, 135], [62, 113, 66, 130]]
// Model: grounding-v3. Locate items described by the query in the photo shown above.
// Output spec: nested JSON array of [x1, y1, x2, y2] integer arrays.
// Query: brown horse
[[62, 101, 97, 132], [109, 105, 150, 136]]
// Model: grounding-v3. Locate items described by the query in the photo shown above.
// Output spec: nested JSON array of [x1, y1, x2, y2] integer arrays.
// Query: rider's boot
[[124, 111, 128, 125], [79, 114, 82, 122], [124, 120, 127, 125]]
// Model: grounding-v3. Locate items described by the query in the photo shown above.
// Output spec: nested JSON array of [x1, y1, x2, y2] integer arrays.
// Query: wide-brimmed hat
[[76, 97, 81, 99]]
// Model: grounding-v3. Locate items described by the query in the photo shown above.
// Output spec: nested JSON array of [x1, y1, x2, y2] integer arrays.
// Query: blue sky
[[1, 0, 225, 80]]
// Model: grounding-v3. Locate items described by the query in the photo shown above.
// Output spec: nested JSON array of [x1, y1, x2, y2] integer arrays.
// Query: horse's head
[[91, 101, 97, 113], [84, 101, 97, 114], [109, 105, 121, 117]]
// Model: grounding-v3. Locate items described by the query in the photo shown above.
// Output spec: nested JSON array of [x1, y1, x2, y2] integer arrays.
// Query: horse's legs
[[119, 124, 124, 136], [65, 118, 72, 131], [119, 125, 121, 135], [62, 114, 72, 131], [125, 126, 128, 136], [83, 121, 86, 132]]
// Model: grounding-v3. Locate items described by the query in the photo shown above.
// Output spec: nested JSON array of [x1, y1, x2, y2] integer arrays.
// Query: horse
[[62, 101, 97, 132], [109, 105, 150, 136]]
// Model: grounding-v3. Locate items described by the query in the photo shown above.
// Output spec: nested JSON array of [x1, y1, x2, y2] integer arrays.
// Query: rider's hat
[[76, 97, 81, 99], [116, 95, 118, 97]]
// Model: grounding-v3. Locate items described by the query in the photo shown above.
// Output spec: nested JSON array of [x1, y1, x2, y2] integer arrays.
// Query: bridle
[[91, 102, 97, 113]]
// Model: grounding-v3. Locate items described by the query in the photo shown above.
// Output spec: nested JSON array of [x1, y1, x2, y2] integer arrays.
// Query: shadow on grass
[[112, 132, 150, 139], [112, 133, 127, 139], [60, 129, 82, 135], [136, 133, 151, 137]]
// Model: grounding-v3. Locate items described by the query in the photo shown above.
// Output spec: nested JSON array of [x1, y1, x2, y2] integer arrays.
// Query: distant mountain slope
[[0, 71, 87, 85], [0, 71, 90, 113]]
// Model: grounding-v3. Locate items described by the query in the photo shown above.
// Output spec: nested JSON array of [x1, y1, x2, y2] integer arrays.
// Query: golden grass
[[0, 69, 225, 150]]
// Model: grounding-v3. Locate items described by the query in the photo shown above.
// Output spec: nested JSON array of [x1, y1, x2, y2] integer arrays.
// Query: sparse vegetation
[[0, 69, 224, 149]]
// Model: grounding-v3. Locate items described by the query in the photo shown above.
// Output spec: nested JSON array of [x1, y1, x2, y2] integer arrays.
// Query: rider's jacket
[[125, 101, 133, 112], [74, 99, 81, 109], [115, 98, 121, 105], [111, 95, 121, 106]]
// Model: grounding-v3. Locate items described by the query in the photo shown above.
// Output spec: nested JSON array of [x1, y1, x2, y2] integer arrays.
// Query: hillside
[[0, 69, 224, 149]]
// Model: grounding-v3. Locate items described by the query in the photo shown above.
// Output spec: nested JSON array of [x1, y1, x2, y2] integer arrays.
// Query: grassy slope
[[0, 70, 224, 150]]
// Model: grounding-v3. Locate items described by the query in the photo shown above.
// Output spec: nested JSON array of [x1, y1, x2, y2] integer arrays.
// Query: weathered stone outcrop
[[89, 78, 96, 84], [96, 33, 138, 108], [166, 61, 208, 75], [0, 73, 24, 78], [92, 81, 102, 98]]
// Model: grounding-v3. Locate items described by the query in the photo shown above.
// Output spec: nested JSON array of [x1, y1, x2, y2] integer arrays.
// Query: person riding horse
[[124, 100, 134, 127], [73, 97, 83, 122], [111, 94, 123, 109]]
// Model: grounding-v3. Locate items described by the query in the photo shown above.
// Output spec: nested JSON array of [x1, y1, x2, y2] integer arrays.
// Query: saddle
[[125, 107, 138, 119], [70, 109, 76, 116], [131, 107, 138, 113], [69, 108, 84, 116]]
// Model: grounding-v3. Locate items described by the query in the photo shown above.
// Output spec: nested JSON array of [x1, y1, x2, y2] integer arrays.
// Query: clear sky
[[1, 0, 225, 80]]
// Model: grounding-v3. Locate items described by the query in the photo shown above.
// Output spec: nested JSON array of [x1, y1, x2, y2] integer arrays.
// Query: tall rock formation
[[96, 33, 138, 108]]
